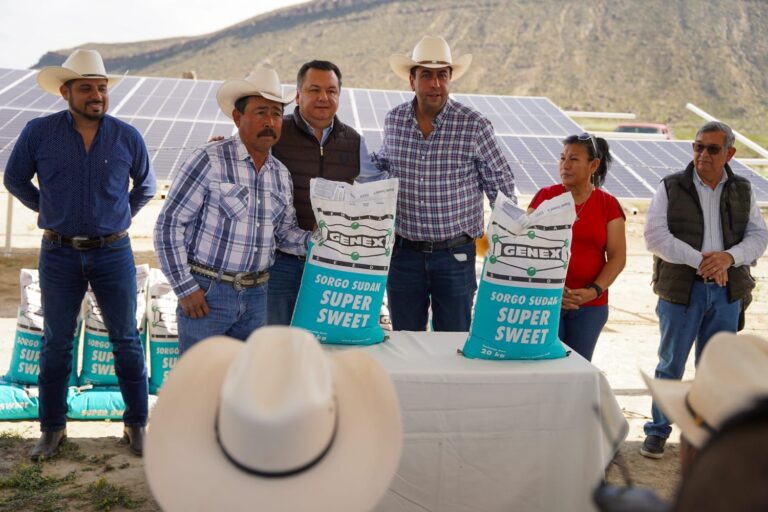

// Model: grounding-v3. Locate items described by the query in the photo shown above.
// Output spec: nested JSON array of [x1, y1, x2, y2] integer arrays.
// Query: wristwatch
[[587, 283, 604, 298]]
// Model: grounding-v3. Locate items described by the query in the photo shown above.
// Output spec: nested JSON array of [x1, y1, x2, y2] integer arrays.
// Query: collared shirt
[[154, 136, 310, 298], [296, 112, 386, 183], [372, 98, 516, 241], [645, 166, 768, 268], [4, 110, 156, 236]]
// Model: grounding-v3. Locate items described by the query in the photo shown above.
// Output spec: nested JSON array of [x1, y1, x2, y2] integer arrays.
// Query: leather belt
[[278, 250, 306, 262], [43, 230, 128, 251], [395, 234, 474, 253], [189, 262, 269, 291]]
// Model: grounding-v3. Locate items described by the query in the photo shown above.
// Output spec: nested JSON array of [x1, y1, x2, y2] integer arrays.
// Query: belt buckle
[[232, 272, 247, 291], [71, 236, 91, 250], [423, 241, 434, 253]]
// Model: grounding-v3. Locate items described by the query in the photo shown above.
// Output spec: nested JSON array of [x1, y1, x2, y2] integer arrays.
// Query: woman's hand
[[561, 287, 599, 309]]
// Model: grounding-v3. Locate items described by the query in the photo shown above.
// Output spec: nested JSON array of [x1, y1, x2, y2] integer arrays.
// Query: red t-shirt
[[529, 184, 625, 307]]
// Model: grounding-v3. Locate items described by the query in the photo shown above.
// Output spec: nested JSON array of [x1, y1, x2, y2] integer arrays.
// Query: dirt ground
[[1, 206, 767, 511]]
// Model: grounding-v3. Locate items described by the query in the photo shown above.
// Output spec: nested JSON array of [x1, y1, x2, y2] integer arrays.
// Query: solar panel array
[[1, 67, 767, 201]]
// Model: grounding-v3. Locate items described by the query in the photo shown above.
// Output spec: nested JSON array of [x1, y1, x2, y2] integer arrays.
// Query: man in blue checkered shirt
[[154, 66, 310, 354], [373, 36, 517, 332]]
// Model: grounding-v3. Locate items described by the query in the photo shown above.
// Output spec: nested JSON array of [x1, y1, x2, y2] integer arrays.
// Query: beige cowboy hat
[[37, 49, 123, 96], [216, 64, 294, 119], [642, 332, 768, 449], [389, 35, 472, 81], [145, 326, 403, 512]]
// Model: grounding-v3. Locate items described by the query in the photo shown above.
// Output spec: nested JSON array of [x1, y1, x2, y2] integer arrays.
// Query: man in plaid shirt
[[374, 36, 517, 331], [154, 66, 310, 353]]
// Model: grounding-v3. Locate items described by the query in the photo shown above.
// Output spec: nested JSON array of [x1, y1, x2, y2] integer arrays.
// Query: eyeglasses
[[578, 132, 599, 157], [692, 142, 724, 155]]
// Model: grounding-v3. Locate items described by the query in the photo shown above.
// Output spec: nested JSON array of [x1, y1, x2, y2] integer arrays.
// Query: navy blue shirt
[[4, 110, 156, 236]]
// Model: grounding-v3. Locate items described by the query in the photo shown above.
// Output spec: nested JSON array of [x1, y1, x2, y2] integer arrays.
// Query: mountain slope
[[35, 0, 768, 135]]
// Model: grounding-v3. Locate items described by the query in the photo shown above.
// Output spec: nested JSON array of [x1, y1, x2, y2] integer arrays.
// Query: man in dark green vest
[[268, 60, 384, 325], [640, 121, 768, 459]]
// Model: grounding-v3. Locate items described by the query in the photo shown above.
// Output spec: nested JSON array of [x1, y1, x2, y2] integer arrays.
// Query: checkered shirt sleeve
[[154, 137, 309, 298]]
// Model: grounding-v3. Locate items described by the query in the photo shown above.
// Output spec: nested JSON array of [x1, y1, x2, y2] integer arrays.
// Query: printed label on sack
[[462, 192, 574, 360]]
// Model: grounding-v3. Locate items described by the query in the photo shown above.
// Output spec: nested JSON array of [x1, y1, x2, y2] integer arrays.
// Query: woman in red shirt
[[528, 133, 626, 361]]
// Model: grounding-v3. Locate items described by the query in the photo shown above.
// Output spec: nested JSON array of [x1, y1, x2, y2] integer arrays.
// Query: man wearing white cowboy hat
[[154, 65, 311, 354], [4, 49, 156, 461], [643, 332, 768, 470], [145, 326, 403, 512], [372, 35, 516, 332]]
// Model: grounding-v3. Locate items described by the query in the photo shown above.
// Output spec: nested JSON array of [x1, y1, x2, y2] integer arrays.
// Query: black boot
[[123, 425, 145, 457], [29, 429, 67, 462]]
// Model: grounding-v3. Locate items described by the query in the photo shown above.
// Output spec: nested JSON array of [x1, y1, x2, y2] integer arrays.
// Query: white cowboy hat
[[642, 332, 768, 449], [216, 64, 294, 119], [37, 49, 123, 96], [145, 327, 402, 512], [389, 35, 472, 81]]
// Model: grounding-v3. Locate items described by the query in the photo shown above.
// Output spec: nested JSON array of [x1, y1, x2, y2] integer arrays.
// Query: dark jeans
[[177, 274, 267, 354], [266, 251, 304, 326], [644, 281, 740, 439], [38, 235, 147, 431], [387, 242, 477, 331], [559, 304, 609, 361]]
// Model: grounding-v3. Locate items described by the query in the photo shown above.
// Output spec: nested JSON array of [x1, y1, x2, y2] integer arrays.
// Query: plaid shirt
[[154, 137, 310, 298], [373, 98, 516, 241]]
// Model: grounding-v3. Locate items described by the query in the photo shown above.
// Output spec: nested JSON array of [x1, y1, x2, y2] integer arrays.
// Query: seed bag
[[462, 192, 574, 359], [4, 269, 80, 385], [147, 269, 179, 394], [291, 177, 398, 344], [0, 382, 39, 420], [67, 386, 158, 420]]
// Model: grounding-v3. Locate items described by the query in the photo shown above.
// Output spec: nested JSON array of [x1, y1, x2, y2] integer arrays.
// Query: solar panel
[[352, 89, 581, 136], [1, 68, 766, 201], [0, 68, 34, 93], [362, 131, 651, 198], [608, 139, 768, 202]]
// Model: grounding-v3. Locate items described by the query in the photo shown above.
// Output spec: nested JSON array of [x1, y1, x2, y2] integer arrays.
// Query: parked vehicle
[[614, 123, 673, 140]]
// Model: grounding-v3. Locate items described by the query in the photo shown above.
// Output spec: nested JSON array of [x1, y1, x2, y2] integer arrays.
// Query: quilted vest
[[652, 163, 754, 306], [273, 107, 361, 230]]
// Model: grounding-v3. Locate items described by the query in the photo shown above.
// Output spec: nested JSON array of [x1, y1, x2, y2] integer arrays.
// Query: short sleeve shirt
[[530, 184, 625, 306]]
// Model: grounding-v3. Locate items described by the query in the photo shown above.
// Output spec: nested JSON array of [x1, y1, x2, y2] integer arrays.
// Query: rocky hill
[[34, 0, 768, 138]]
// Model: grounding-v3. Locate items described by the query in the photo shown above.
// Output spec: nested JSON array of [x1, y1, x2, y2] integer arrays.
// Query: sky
[[0, 0, 310, 69]]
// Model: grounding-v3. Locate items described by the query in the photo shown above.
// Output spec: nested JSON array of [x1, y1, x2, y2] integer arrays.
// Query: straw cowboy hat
[[389, 35, 472, 81], [216, 64, 294, 119], [642, 332, 768, 449], [37, 49, 123, 96], [145, 327, 403, 512]]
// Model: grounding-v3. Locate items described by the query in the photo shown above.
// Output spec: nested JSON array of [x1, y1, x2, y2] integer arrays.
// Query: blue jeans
[[387, 242, 477, 331], [38, 235, 147, 431], [644, 281, 740, 439], [266, 251, 304, 326], [177, 274, 267, 354], [559, 304, 609, 361]]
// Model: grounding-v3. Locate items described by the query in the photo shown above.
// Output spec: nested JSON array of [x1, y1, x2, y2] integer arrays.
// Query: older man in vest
[[267, 60, 384, 325], [641, 121, 768, 459]]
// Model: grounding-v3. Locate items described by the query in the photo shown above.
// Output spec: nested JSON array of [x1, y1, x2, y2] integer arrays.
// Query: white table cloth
[[326, 331, 627, 512]]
